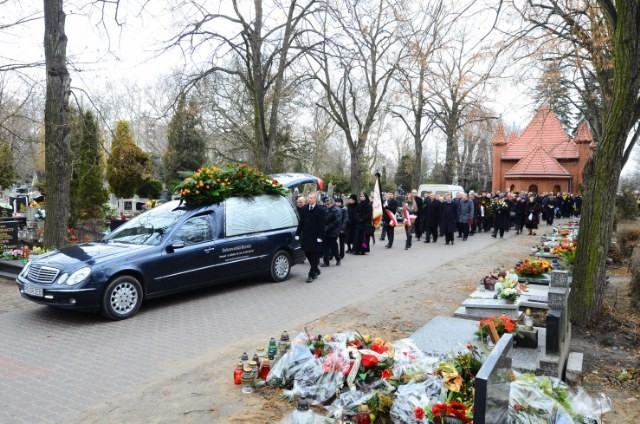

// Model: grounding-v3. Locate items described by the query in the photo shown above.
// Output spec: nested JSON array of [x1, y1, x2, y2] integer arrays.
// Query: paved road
[[0, 231, 509, 423]]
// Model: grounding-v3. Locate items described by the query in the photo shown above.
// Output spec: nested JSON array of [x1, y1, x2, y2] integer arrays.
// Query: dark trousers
[[383, 223, 394, 246], [322, 237, 340, 264], [470, 219, 477, 234], [461, 222, 469, 238], [445, 232, 454, 243], [415, 218, 424, 240], [404, 225, 412, 248], [493, 228, 505, 238], [338, 233, 346, 258], [457, 222, 464, 237], [427, 225, 438, 242], [305, 251, 320, 277]]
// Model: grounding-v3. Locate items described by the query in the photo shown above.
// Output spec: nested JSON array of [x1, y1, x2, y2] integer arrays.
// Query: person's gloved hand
[[317, 238, 322, 243], [294, 236, 299, 240]]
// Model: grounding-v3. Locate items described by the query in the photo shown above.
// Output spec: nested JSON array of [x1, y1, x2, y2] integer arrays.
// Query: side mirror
[[166, 241, 185, 253]]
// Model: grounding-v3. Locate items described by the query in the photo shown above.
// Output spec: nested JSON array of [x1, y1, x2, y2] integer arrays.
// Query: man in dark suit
[[296, 192, 326, 283], [381, 191, 398, 248]]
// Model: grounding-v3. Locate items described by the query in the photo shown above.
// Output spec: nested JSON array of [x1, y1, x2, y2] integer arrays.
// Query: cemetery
[[229, 221, 617, 423]]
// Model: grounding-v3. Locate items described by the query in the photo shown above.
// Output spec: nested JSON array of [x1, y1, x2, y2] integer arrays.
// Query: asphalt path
[[0, 230, 507, 423]]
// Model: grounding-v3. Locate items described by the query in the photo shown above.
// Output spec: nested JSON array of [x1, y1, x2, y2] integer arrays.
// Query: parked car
[[417, 184, 465, 199], [16, 195, 305, 320]]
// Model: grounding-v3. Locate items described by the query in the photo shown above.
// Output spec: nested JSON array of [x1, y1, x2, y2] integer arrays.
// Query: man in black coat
[[296, 192, 326, 283], [424, 192, 441, 243], [381, 191, 398, 248]]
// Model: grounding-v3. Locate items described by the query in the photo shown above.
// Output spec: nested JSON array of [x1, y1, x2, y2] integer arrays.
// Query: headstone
[[473, 333, 513, 424], [549, 270, 569, 288], [545, 271, 570, 355], [0, 220, 19, 250]]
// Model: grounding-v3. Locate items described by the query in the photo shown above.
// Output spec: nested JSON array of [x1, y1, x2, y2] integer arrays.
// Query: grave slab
[[411, 316, 481, 356], [462, 297, 520, 319]]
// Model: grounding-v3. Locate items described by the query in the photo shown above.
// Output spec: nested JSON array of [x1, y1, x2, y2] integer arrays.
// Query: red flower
[[361, 354, 378, 368], [415, 406, 425, 420], [381, 368, 392, 379], [371, 343, 386, 354]]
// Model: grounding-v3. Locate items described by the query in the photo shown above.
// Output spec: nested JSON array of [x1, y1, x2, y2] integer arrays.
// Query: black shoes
[[463, 237, 467, 241], [320, 263, 329, 267], [336, 260, 341, 266], [445, 241, 450, 245], [491, 234, 497, 238], [385, 244, 392, 248], [306, 276, 313, 283]]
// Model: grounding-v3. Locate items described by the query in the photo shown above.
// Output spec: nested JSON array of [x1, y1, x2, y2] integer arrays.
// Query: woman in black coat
[[354, 192, 373, 254], [492, 196, 509, 238], [440, 193, 458, 245], [514, 195, 526, 234], [345, 194, 358, 253], [524, 195, 542, 235]]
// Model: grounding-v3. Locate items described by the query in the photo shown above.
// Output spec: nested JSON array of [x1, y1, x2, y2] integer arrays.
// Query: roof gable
[[505, 145, 571, 178], [492, 123, 507, 146], [502, 104, 578, 159]]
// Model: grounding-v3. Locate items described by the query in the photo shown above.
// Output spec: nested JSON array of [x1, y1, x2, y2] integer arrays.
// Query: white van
[[417, 184, 465, 198]]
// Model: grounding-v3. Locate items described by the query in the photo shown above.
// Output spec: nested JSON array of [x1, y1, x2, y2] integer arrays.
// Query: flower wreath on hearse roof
[[175, 163, 289, 205]]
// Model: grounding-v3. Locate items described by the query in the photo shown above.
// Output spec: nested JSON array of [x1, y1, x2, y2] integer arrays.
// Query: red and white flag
[[372, 177, 383, 227]]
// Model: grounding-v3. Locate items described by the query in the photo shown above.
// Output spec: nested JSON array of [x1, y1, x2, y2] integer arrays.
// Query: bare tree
[[166, 0, 319, 173], [426, 30, 498, 184], [309, 0, 404, 194], [501, 0, 640, 324], [388, 1, 450, 188]]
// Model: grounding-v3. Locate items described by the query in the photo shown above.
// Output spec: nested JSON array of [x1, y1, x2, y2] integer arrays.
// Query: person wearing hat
[[295, 192, 326, 283]]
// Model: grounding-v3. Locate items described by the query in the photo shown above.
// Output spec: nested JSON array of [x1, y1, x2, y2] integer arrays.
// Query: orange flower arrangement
[[514, 259, 551, 277], [476, 314, 518, 340]]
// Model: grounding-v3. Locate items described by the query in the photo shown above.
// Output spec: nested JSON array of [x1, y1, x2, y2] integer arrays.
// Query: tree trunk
[[630, 245, 640, 307], [570, 0, 640, 325], [43, 0, 71, 249], [443, 124, 458, 184], [349, 148, 362, 195]]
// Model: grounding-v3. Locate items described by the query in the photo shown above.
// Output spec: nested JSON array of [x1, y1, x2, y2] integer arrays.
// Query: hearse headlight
[[66, 267, 91, 286], [19, 261, 32, 277]]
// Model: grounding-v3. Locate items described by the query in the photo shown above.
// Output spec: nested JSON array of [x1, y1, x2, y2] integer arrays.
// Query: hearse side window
[[225, 195, 297, 237], [173, 215, 213, 245]]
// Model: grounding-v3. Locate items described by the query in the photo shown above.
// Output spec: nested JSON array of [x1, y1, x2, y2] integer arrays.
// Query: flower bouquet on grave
[[428, 401, 473, 424], [476, 314, 519, 340], [514, 259, 551, 278]]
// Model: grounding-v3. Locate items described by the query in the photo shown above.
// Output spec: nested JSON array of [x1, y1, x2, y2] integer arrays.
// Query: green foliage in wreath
[[175, 163, 289, 205]]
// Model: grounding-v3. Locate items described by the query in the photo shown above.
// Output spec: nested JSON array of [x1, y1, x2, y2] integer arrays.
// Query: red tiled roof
[[507, 131, 518, 145], [504, 145, 571, 178], [574, 120, 593, 144], [492, 123, 507, 146], [502, 104, 578, 160]]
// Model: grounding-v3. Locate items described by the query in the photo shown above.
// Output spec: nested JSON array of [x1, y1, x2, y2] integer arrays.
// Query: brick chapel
[[491, 104, 594, 194]]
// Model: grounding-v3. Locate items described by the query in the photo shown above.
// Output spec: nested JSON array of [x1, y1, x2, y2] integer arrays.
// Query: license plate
[[24, 284, 43, 297]]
